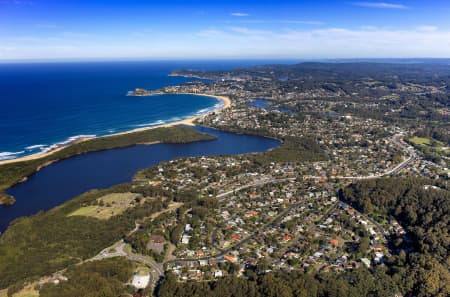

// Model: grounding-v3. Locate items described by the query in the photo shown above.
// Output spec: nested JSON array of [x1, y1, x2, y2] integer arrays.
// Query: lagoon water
[[248, 99, 294, 114], [1, 127, 280, 232]]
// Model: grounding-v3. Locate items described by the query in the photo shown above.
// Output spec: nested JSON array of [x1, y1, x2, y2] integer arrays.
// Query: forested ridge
[[251, 136, 328, 164], [340, 178, 449, 262]]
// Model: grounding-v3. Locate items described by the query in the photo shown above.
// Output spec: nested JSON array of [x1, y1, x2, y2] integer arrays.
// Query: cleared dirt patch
[[11, 285, 39, 297]]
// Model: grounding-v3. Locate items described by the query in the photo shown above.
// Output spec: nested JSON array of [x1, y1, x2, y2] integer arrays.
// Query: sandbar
[[0, 94, 231, 166]]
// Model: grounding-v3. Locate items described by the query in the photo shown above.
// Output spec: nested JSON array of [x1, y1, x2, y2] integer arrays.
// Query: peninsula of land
[[0, 94, 230, 167], [0, 193, 15, 206]]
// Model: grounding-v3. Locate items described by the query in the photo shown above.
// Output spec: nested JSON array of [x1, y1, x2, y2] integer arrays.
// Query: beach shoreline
[[0, 93, 231, 166]]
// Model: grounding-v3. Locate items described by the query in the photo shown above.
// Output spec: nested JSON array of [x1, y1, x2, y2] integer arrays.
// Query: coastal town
[[4, 0, 450, 295], [1, 62, 449, 297], [79, 65, 447, 288]]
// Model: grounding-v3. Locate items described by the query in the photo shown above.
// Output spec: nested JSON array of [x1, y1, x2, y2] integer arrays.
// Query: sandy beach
[[0, 94, 231, 166]]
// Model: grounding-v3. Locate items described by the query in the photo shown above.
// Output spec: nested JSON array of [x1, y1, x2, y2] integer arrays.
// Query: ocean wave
[[40, 144, 59, 154], [133, 120, 167, 128], [59, 134, 96, 145], [25, 144, 47, 150], [0, 151, 25, 161], [195, 108, 210, 114], [24, 134, 97, 154], [167, 116, 183, 122], [192, 104, 221, 116], [31, 135, 97, 155]]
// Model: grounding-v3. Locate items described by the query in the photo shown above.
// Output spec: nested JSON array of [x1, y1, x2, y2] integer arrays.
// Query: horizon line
[[1, 57, 450, 64]]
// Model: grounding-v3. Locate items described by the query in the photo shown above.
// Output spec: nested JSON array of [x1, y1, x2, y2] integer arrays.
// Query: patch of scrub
[[68, 192, 142, 220]]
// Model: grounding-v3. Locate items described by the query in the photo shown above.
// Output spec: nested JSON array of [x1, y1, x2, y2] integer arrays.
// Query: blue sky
[[1, 0, 450, 60]]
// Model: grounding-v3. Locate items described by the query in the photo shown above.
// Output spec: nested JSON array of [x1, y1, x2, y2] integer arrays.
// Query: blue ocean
[[0, 60, 281, 160]]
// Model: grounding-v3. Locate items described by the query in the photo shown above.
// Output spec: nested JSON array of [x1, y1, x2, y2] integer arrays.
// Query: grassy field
[[68, 192, 141, 220], [409, 137, 431, 145]]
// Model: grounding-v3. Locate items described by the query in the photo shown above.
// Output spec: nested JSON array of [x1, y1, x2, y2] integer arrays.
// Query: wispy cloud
[[229, 26, 271, 36], [3, 23, 449, 60], [352, 2, 409, 9], [416, 25, 438, 32], [194, 25, 450, 58], [4, 25, 450, 60], [230, 12, 250, 17]]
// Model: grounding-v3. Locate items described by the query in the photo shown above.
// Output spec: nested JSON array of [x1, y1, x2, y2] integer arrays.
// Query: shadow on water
[[0, 126, 280, 232]]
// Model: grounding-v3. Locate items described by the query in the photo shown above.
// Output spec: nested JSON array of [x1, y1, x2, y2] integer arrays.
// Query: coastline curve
[[0, 94, 231, 166]]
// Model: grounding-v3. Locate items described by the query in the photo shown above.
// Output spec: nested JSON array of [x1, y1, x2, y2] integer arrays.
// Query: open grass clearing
[[135, 265, 151, 275], [409, 137, 431, 145], [68, 192, 142, 220]]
